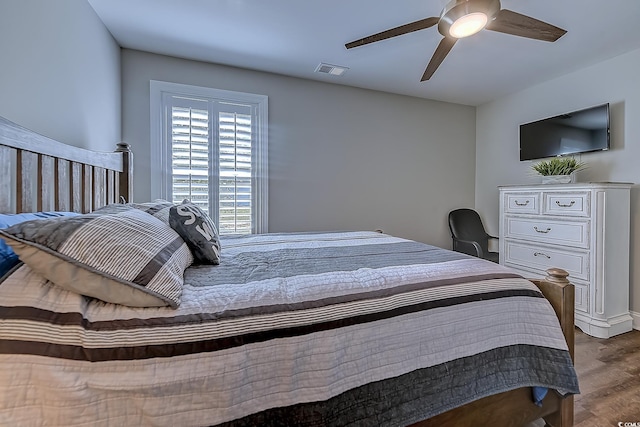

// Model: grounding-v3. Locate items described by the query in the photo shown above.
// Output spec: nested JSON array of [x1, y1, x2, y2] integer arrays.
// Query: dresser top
[[499, 182, 633, 190]]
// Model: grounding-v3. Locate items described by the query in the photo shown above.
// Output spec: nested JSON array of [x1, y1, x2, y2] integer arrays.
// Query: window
[[150, 81, 268, 234]]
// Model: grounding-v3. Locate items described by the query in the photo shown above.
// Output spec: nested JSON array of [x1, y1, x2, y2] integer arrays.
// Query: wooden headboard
[[0, 116, 132, 214]]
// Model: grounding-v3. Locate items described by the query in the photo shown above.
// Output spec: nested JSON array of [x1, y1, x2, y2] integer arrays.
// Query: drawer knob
[[534, 226, 551, 234], [555, 200, 575, 208], [534, 252, 551, 259], [514, 200, 530, 206]]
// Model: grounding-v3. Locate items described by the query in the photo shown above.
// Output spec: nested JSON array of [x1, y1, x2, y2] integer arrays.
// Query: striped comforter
[[0, 231, 579, 426]]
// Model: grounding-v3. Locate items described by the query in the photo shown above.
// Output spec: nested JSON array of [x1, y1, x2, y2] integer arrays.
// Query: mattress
[[0, 231, 579, 426]]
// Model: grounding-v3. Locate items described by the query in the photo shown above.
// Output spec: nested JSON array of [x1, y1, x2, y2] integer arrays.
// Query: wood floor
[[572, 328, 640, 426], [531, 328, 640, 427]]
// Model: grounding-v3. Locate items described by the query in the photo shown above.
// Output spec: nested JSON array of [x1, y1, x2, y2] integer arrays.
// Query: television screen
[[519, 103, 610, 161]]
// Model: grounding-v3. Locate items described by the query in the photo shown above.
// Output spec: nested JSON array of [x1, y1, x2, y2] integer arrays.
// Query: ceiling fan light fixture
[[438, 0, 500, 38], [449, 12, 487, 38]]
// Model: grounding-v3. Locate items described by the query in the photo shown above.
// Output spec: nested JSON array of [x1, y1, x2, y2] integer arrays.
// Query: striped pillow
[[94, 200, 174, 225], [129, 200, 174, 224], [0, 208, 193, 308]]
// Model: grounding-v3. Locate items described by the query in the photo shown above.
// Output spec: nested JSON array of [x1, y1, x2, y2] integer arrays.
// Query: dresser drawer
[[504, 192, 540, 214], [503, 241, 589, 281], [504, 217, 590, 249], [543, 191, 590, 217]]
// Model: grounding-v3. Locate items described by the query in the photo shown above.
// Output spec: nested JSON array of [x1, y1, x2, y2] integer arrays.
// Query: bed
[[0, 115, 578, 426]]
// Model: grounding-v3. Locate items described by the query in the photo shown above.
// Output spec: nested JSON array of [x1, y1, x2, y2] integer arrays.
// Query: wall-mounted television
[[519, 103, 610, 161]]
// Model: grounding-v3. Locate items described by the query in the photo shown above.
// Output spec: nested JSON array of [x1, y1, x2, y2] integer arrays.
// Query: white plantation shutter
[[171, 102, 211, 214], [151, 81, 268, 235], [218, 107, 253, 234]]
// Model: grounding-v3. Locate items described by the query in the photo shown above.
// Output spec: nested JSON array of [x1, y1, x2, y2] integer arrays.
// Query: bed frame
[[0, 115, 574, 427], [0, 115, 132, 214]]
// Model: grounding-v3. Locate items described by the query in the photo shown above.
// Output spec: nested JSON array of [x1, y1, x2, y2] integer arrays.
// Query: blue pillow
[[0, 212, 79, 278]]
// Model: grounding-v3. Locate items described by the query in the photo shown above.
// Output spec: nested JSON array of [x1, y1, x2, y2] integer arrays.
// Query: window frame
[[150, 80, 268, 234]]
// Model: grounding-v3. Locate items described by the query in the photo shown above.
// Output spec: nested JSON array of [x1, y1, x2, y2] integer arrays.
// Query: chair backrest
[[448, 208, 489, 252]]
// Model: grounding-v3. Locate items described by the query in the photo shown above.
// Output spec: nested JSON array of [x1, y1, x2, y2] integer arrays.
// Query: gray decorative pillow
[[0, 208, 193, 308], [169, 201, 221, 265]]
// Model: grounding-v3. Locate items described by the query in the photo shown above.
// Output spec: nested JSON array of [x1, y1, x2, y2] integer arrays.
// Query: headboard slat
[[55, 158, 71, 212], [107, 169, 116, 205], [0, 145, 13, 212], [83, 165, 93, 213], [17, 151, 37, 213], [93, 166, 106, 210], [38, 155, 55, 212], [71, 162, 83, 213]]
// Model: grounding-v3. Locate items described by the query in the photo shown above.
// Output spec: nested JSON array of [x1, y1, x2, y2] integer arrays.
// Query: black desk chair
[[448, 208, 499, 263]]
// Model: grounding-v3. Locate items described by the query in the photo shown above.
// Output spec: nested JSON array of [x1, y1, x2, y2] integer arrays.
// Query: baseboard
[[631, 311, 640, 331]]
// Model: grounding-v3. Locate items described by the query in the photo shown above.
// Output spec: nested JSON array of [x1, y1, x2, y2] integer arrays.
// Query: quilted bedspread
[[0, 231, 579, 426]]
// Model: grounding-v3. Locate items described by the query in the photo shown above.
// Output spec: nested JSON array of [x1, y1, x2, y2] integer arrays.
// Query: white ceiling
[[88, 0, 640, 106]]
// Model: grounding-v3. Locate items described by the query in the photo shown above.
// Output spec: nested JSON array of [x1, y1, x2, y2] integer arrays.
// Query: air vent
[[315, 63, 348, 76]]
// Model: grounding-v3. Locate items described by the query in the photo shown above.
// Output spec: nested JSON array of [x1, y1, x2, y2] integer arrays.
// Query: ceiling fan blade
[[346, 17, 439, 49], [486, 9, 567, 42], [421, 37, 457, 81]]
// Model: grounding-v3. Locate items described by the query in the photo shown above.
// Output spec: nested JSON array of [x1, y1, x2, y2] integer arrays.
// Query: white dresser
[[499, 183, 632, 338]]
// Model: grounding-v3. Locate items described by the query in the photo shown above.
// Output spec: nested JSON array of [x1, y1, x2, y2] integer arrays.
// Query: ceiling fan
[[345, 0, 567, 81]]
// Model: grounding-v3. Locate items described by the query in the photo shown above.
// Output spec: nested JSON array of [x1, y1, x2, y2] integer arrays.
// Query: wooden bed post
[[534, 268, 575, 427], [115, 143, 133, 203], [535, 269, 575, 360]]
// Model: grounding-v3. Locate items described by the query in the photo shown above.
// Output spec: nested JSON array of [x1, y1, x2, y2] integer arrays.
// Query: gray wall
[[475, 47, 640, 326], [0, 0, 121, 152], [122, 49, 477, 247]]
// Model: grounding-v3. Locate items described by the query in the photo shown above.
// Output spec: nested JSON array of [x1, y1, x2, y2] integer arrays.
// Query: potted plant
[[531, 157, 586, 184]]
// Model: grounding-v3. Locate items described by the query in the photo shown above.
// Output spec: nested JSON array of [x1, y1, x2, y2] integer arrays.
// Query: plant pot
[[541, 174, 574, 184]]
